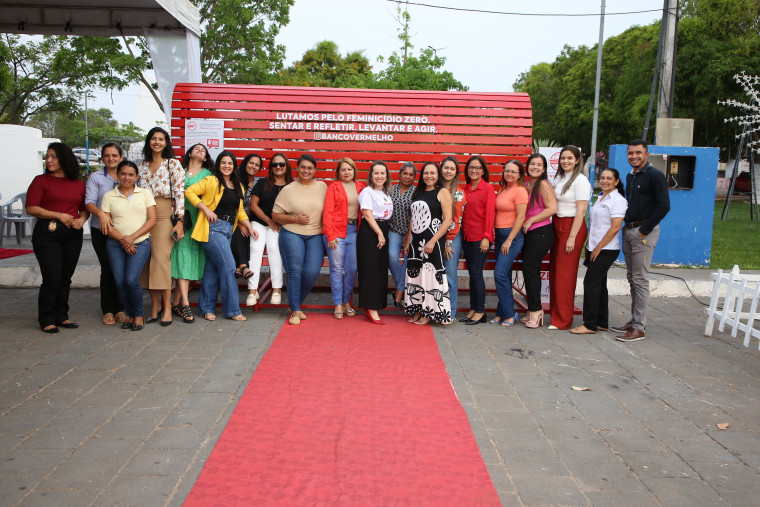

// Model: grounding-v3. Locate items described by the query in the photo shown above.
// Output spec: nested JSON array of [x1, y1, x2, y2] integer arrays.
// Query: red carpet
[[185, 314, 499, 506], [0, 248, 33, 260]]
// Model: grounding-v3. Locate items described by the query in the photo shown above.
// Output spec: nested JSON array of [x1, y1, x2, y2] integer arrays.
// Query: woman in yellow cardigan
[[185, 151, 257, 321]]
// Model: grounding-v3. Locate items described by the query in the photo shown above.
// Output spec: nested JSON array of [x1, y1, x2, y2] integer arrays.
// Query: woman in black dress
[[404, 162, 454, 325]]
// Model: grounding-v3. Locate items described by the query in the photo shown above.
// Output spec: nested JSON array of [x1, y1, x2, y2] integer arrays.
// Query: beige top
[[100, 186, 156, 243], [273, 180, 328, 235], [343, 181, 360, 220]]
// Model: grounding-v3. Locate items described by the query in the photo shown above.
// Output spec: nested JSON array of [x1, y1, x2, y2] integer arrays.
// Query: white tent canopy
[[0, 0, 202, 124]]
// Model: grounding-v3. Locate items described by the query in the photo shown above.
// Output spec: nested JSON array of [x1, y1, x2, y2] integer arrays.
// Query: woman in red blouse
[[26, 143, 89, 333], [459, 155, 495, 325]]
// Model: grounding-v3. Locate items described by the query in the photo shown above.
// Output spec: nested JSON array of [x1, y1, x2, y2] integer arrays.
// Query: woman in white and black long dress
[[404, 162, 453, 325]]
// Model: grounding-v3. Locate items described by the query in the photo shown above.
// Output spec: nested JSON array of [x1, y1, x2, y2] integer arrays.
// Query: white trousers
[[248, 221, 283, 290]]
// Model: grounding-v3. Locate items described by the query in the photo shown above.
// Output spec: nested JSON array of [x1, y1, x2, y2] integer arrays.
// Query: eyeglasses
[[504, 170, 520, 174], [469, 166, 484, 171], [271, 162, 287, 168]]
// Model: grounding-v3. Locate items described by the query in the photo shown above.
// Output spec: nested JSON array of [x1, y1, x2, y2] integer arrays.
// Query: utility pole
[[657, 0, 679, 118]]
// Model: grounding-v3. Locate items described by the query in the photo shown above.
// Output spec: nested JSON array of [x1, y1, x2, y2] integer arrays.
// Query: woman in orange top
[[492, 160, 529, 326], [322, 157, 366, 319]]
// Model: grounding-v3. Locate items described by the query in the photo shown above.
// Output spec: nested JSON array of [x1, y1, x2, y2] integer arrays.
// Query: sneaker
[[616, 329, 646, 342], [270, 292, 281, 304], [245, 293, 258, 306], [610, 322, 634, 333]]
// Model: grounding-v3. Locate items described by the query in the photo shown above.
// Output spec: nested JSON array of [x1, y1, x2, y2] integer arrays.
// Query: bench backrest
[[171, 84, 532, 183]]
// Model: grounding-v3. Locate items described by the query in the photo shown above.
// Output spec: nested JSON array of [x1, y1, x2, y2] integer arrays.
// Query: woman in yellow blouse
[[185, 151, 257, 321]]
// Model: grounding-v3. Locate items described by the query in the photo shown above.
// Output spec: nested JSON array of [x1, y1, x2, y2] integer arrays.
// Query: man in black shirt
[[612, 140, 670, 342]]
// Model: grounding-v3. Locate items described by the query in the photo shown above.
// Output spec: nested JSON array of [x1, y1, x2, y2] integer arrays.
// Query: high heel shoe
[[524, 311, 544, 329], [459, 315, 474, 323], [365, 309, 384, 325]]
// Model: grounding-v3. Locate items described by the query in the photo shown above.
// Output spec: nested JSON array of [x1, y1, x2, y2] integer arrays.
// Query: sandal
[[343, 304, 356, 317], [289, 313, 301, 325], [103, 313, 116, 325], [489, 317, 503, 325], [230, 314, 247, 321], [203, 313, 216, 321], [501, 317, 516, 327], [181, 305, 195, 323], [115, 312, 129, 323], [172, 304, 183, 318], [414, 317, 430, 325], [234, 267, 243, 279], [334, 306, 344, 320], [240, 267, 254, 279]]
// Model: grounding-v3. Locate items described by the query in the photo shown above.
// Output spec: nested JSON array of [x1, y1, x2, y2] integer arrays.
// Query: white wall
[[0, 125, 58, 202]]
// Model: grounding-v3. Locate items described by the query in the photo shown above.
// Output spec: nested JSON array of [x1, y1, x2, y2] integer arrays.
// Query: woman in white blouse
[[548, 145, 591, 330], [571, 169, 627, 334], [137, 127, 185, 327], [357, 161, 394, 324]]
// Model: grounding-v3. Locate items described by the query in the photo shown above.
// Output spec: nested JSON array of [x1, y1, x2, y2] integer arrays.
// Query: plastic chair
[[0, 193, 36, 246]]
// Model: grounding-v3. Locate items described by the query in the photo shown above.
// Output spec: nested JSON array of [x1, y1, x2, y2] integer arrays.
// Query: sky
[[91, 0, 665, 131]]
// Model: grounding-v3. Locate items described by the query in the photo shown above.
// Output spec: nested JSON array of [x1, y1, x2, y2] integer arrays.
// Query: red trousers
[[549, 216, 588, 329]]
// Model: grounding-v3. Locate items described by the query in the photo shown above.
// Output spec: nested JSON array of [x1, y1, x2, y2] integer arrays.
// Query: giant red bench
[[171, 84, 569, 314]]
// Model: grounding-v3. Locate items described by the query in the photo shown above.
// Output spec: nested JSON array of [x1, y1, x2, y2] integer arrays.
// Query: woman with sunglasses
[[549, 145, 591, 330], [246, 153, 292, 306]]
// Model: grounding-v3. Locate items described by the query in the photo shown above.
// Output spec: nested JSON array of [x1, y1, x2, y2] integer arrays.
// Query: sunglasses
[[270, 162, 287, 168]]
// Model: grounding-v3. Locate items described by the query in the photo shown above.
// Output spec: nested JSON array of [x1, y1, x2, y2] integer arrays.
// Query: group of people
[[26, 133, 669, 341]]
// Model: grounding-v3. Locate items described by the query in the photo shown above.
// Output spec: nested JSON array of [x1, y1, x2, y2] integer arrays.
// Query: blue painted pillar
[[609, 144, 719, 266]]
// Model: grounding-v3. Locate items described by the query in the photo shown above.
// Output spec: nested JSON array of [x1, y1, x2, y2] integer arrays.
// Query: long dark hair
[[213, 150, 243, 199], [142, 127, 175, 162], [464, 155, 489, 185], [47, 142, 80, 180], [239, 153, 264, 187], [265, 152, 294, 192], [554, 145, 584, 195], [413, 162, 443, 199], [525, 153, 549, 207], [601, 168, 625, 196], [181, 143, 213, 171]]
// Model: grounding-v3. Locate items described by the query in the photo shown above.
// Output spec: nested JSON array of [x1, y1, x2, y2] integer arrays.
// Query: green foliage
[[711, 201, 760, 269], [203, 0, 294, 84], [0, 34, 148, 125], [374, 48, 467, 92], [27, 108, 144, 148], [514, 0, 760, 159], [275, 41, 375, 88]]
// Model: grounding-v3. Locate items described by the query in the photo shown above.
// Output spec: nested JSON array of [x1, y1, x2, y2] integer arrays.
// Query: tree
[[0, 35, 148, 125], [27, 108, 144, 148], [374, 48, 467, 92], [275, 41, 375, 88], [200, 0, 294, 84], [513, 0, 760, 158]]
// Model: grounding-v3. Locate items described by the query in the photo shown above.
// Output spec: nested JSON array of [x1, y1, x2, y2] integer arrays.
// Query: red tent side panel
[[171, 84, 532, 182]]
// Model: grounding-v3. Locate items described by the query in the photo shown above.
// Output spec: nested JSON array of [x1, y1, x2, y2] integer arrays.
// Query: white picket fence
[[704, 265, 760, 349]]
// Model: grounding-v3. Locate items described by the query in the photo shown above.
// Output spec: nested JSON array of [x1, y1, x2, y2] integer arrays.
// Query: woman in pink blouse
[[137, 127, 185, 327]]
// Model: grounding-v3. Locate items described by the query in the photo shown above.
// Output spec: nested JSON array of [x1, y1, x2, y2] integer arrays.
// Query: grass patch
[[711, 200, 760, 270]]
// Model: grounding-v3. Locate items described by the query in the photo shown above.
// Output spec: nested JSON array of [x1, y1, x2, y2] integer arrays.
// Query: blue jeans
[[279, 228, 325, 312], [463, 240, 489, 313], [324, 224, 357, 305], [388, 230, 408, 292], [199, 221, 241, 318], [443, 231, 462, 316], [106, 238, 151, 319], [494, 228, 524, 320]]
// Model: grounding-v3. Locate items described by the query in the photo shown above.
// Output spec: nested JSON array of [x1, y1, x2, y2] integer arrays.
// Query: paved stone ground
[[0, 288, 759, 506]]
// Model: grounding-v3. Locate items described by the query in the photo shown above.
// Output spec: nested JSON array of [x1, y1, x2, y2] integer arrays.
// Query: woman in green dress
[[170, 143, 213, 322]]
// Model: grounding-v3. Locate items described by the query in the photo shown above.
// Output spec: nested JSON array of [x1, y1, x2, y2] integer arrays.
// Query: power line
[[386, 0, 661, 17]]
